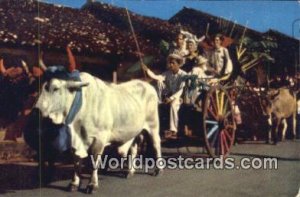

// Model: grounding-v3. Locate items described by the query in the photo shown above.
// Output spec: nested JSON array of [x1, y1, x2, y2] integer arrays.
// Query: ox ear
[[66, 81, 89, 89]]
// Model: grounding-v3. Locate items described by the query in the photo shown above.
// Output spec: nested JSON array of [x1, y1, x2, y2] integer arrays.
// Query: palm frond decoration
[[236, 36, 277, 73]]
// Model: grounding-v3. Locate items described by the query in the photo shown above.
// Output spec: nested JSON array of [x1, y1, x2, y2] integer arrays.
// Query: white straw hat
[[167, 53, 184, 66]]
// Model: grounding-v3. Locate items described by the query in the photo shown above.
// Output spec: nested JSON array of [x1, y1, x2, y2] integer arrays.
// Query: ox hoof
[[152, 168, 163, 176], [68, 183, 79, 192], [86, 184, 98, 194]]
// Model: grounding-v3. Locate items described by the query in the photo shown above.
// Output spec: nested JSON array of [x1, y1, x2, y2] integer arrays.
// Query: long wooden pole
[[206, 23, 210, 37], [125, 8, 146, 79], [229, 21, 237, 38]]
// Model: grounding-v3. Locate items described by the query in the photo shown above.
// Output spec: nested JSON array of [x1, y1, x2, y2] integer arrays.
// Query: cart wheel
[[203, 85, 236, 158]]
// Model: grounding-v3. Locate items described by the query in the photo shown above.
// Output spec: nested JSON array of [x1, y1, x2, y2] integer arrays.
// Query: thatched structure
[[0, 0, 176, 80]]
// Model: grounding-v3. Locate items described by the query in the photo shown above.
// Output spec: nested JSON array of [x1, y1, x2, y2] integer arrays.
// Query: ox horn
[[21, 60, 30, 74], [66, 81, 89, 89], [66, 46, 76, 72], [38, 51, 47, 71], [0, 59, 7, 75]]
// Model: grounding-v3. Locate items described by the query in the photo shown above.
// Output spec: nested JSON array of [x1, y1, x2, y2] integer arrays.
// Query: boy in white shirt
[[142, 53, 187, 139]]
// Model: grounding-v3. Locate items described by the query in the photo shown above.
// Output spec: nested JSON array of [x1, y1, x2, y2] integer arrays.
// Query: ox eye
[[52, 87, 59, 92], [45, 83, 50, 91]]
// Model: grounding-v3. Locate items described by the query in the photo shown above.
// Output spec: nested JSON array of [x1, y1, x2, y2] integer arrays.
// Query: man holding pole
[[142, 53, 187, 139]]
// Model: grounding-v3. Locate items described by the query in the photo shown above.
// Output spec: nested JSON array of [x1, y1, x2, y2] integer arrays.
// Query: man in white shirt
[[142, 53, 187, 139], [169, 33, 189, 58], [207, 34, 233, 80]]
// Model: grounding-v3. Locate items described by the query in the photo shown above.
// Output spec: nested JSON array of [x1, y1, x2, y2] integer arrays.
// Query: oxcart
[[160, 77, 237, 158]]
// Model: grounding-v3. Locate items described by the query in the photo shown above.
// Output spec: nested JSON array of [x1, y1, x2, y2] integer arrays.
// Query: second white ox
[[35, 71, 162, 193]]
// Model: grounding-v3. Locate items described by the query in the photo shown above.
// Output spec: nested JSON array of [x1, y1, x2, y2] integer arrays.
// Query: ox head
[[259, 95, 272, 116], [0, 58, 32, 84], [35, 76, 89, 124], [35, 46, 88, 124], [258, 89, 280, 116], [266, 89, 280, 101]]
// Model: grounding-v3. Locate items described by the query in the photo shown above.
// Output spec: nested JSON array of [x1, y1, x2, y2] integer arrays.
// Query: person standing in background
[[207, 34, 233, 80]]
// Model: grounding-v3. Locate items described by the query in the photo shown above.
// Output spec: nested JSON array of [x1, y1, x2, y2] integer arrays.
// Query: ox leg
[[149, 131, 163, 176], [266, 117, 272, 144], [281, 119, 287, 141], [86, 139, 105, 194], [118, 138, 136, 178], [273, 119, 281, 145], [87, 166, 100, 194], [293, 109, 296, 139], [68, 155, 82, 192], [127, 143, 138, 178], [147, 99, 163, 176]]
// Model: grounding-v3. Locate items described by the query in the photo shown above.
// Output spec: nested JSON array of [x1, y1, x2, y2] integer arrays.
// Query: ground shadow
[[162, 136, 205, 148], [0, 163, 73, 194]]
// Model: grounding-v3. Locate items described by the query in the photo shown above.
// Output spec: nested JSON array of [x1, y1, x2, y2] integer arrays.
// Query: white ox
[[35, 72, 162, 193]]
